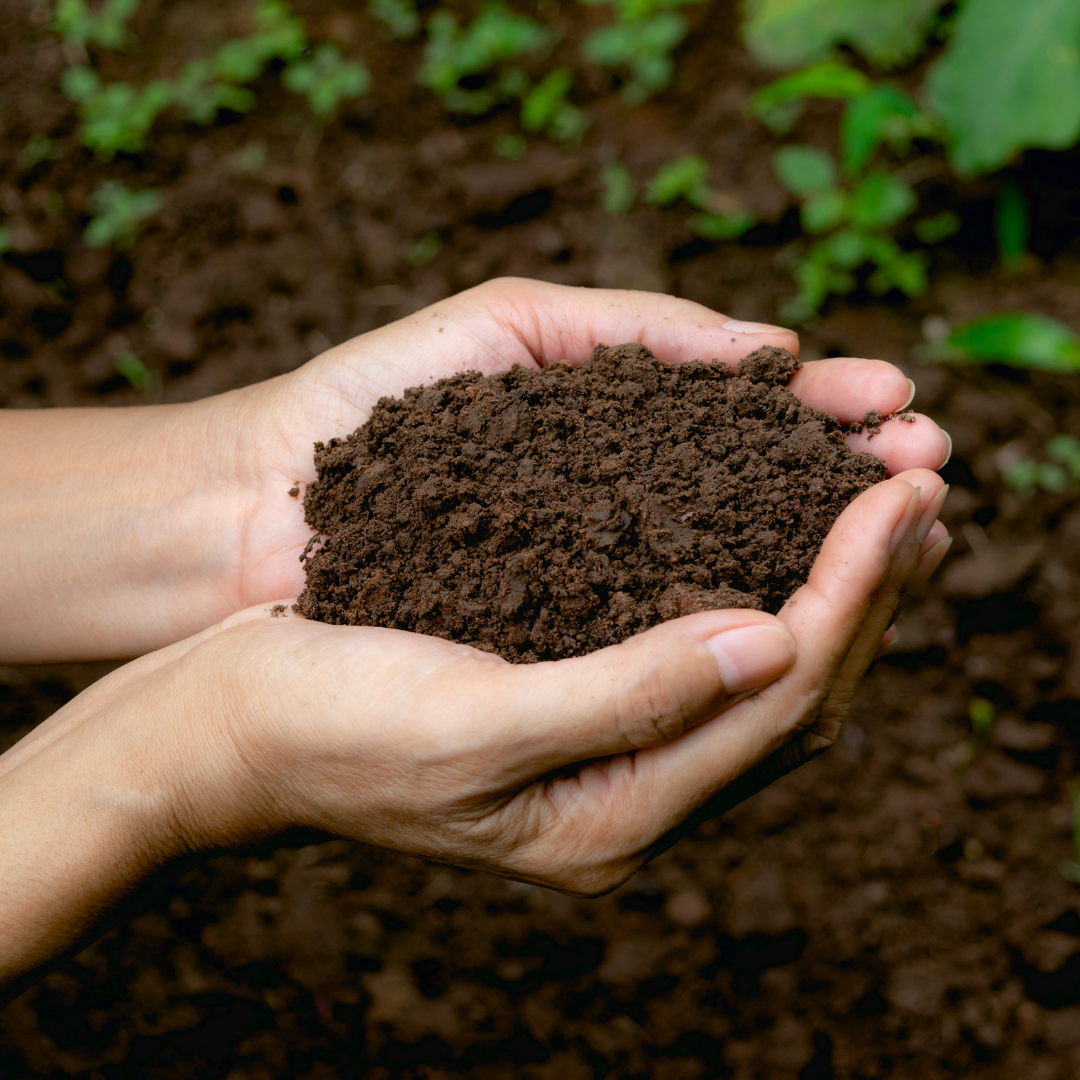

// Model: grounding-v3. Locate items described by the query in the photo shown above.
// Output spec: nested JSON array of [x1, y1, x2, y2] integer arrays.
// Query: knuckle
[[616, 659, 688, 747]]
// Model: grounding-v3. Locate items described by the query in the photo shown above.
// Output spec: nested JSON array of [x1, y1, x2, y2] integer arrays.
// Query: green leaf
[[847, 171, 915, 229], [840, 84, 917, 174], [915, 210, 960, 244], [84, 181, 162, 248], [601, 161, 637, 214], [282, 43, 371, 117], [927, 0, 1080, 176], [751, 61, 870, 132], [581, 13, 687, 103], [741, 0, 947, 70], [691, 210, 755, 239], [115, 350, 160, 393], [645, 155, 709, 207], [772, 144, 836, 196], [521, 68, 574, 132], [996, 181, 1030, 272], [944, 312, 1080, 373], [369, 0, 420, 39], [1047, 434, 1080, 478], [801, 188, 846, 233]]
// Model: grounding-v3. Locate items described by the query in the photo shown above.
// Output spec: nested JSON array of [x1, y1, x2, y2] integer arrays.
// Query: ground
[[3, 1, 1080, 1077]]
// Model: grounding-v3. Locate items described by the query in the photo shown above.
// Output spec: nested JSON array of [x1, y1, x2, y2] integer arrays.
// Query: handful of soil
[[296, 344, 885, 662]]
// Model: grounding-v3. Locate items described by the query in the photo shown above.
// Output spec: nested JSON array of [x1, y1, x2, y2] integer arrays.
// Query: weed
[[1001, 435, 1080, 499], [644, 155, 755, 240], [115, 350, 161, 395], [521, 69, 589, 143], [417, 4, 551, 114], [83, 181, 161, 249], [51, 0, 139, 49], [282, 43, 371, 118], [369, 0, 420, 39], [601, 162, 637, 215]]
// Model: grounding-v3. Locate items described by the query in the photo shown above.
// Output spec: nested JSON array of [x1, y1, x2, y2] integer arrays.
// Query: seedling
[[416, 4, 552, 115], [19, 134, 60, 170], [83, 181, 161, 249], [282, 43, 371, 118], [969, 697, 996, 738], [644, 155, 755, 240], [521, 69, 589, 143], [935, 312, 1080, 374], [115, 350, 162, 395], [51, 0, 139, 49], [601, 161, 636, 215], [1001, 435, 1080, 499], [369, 0, 420, 39]]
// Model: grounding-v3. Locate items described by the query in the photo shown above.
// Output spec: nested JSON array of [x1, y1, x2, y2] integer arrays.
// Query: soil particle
[[269, 604, 287, 617], [296, 343, 884, 661], [287, 485, 300, 498]]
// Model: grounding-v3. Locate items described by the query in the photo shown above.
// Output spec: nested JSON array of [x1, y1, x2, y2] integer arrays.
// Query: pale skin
[[0, 278, 952, 1004]]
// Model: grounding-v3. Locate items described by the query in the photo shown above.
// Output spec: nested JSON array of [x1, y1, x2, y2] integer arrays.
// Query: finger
[[481, 609, 796, 775], [788, 358, 912, 420], [907, 533, 952, 593], [845, 413, 951, 475]]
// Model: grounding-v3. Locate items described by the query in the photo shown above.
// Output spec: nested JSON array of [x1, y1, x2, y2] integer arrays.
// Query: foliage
[[83, 181, 161, 248], [282, 43, 371, 117], [369, 0, 420, 39], [521, 69, 590, 142], [51, 0, 139, 48], [644, 155, 755, 239], [115, 351, 162, 394], [741, 0, 947, 70], [927, 0, 1080, 176], [1002, 436, 1080, 499], [417, 4, 551, 114], [996, 182, 1030, 273], [600, 162, 637, 214], [938, 312, 1080, 374], [750, 60, 869, 133], [582, 13, 687, 104]]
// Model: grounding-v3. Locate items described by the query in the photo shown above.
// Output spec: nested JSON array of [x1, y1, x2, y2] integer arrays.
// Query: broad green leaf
[[944, 312, 1080, 373], [840, 84, 917, 174], [996, 181, 1030, 272], [773, 144, 835, 196], [801, 188, 846, 233], [847, 172, 915, 229], [751, 61, 869, 131], [741, 0, 947, 70], [927, 0, 1080, 176]]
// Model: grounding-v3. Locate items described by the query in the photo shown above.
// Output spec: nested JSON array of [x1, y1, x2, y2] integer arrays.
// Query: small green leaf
[[601, 161, 637, 215], [115, 351, 161, 394], [521, 68, 574, 133], [847, 172, 915, 230], [494, 133, 527, 159], [61, 66, 102, 104], [943, 312, 1080, 373], [996, 181, 1030, 272], [751, 61, 870, 133], [927, 0, 1080, 176], [773, 145, 836, 196], [915, 210, 960, 244], [84, 181, 162, 248], [646, 155, 709, 207], [369, 0, 420, 39], [840, 84, 918, 174], [801, 188, 846, 233], [405, 232, 442, 266], [691, 210, 755, 239], [581, 13, 686, 103], [283, 44, 371, 118], [969, 697, 996, 736], [1047, 434, 1080, 478]]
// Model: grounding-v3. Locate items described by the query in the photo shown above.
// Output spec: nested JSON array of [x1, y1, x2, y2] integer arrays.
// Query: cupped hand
[[225, 277, 951, 609], [52, 470, 943, 899]]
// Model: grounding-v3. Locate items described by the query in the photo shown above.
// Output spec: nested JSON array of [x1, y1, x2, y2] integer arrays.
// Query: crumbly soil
[[6, 0, 1080, 1077], [296, 344, 883, 660]]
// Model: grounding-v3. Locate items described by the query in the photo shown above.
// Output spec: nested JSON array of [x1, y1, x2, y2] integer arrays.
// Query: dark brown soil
[[297, 344, 884, 660], [6, 0, 1080, 1076]]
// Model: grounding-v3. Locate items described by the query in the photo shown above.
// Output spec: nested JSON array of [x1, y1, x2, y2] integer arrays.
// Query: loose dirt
[[296, 344, 885, 660]]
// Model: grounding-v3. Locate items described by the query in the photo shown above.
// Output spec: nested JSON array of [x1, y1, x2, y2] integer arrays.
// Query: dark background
[[3, 1, 1080, 1076]]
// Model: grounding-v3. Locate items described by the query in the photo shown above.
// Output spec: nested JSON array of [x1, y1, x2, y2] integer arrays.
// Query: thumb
[[481, 610, 797, 777]]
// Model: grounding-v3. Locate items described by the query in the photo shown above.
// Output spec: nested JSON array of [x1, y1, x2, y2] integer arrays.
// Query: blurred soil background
[[3, 0, 1080, 1077]]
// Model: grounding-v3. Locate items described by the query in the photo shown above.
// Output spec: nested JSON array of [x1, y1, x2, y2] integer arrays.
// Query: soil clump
[[296, 343, 885, 660]]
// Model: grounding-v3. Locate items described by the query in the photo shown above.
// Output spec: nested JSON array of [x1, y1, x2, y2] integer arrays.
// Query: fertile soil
[[297, 344, 884, 660], [6, 0, 1080, 1077]]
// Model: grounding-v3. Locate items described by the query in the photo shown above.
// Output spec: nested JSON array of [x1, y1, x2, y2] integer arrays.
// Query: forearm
[[0, 401, 251, 662]]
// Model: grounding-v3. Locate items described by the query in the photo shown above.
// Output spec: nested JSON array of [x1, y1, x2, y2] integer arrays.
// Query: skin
[[0, 278, 952, 1003]]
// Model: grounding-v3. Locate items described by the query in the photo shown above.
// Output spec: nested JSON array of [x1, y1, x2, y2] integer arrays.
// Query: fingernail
[[707, 624, 796, 694], [722, 319, 792, 336], [877, 625, 899, 656], [890, 486, 921, 554], [908, 535, 953, 592], [902, 378, 916, 411], [939, 430, 952, 469], [917, 484, 950, 544]]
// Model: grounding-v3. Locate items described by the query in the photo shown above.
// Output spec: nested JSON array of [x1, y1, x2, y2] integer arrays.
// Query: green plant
[[521, 69, 590, 142], [996, 181, 1030, 273], [771, 142, 926, 321], [369, 0, 420, 39], [935, 312, 1080, 374], [51, 0, 139, 49], [644, 155, 755, 240], [115, 350, 161, 394], [282, 43, 370, 118], [969, 697, 996, 738], [83, 181, 161, 248], [1001, 435, 1080, 499], [601, 161, 637, 215], [416, 4, 551, 114]]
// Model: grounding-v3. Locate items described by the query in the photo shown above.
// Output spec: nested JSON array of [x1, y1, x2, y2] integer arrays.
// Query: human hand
[[227, 277, 952, 617]]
